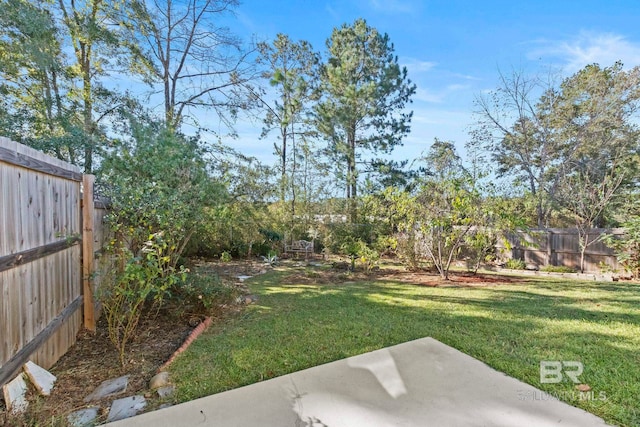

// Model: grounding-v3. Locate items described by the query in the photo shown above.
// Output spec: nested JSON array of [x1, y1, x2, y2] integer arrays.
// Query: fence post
[[547, 230, 553, 266], [82, 174, 96, 331]]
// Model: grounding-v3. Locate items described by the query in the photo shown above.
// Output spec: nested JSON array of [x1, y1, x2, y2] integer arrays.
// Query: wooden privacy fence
[[497, 228, 624, 272], [0, 137, 109, 387]]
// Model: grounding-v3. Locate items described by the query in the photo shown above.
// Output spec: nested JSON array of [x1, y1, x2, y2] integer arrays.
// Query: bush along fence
[[0, 137, 109, 387], [497, 228, 624, 273]]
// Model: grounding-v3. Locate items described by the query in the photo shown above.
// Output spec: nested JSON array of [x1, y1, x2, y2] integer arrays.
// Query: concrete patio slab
[[104, 337, 612, 427]]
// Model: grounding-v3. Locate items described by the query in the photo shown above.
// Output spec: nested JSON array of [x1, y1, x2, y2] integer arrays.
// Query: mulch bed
[[286, 264, 520, 288], [1, 307, 193, 426], [1, 259, 263, 427], [378, 269, 521, 287]]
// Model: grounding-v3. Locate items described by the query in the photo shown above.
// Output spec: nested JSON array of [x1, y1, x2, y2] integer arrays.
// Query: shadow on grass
[[171, 271, 640, 427]]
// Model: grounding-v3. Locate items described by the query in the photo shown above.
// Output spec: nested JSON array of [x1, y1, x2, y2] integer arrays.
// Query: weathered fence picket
[[498, 228, 623, 272], [0, 137, 109, 387]]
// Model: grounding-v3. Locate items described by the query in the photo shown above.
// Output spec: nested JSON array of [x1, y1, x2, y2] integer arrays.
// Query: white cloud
[[445, 83, 470, 91], [413, 84, 469, 104], [414, 88, 445, 103], [368, 0, 415, 13], [529, 31, 640, 73], [402, 57, 438, 74], [452, 73, 482, 81]]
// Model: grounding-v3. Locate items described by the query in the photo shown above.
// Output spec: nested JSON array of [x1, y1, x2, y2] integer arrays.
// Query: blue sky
[[217, 0, 640, 165]]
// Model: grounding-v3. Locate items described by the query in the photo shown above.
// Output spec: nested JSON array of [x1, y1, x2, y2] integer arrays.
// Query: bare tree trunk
[[81, 47, 94, 173], [348, 129, 357, 223], [290, 121, 296, 231]]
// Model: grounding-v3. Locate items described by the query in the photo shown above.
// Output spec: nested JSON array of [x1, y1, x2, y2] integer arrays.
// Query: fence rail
[[0, 137, 109, 387], [498, 228, 624, 272]]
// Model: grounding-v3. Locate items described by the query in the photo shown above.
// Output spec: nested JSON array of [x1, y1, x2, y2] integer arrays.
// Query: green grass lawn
[[169, 267, 640, 427]]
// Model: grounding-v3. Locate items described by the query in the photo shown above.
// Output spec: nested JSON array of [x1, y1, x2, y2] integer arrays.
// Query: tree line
[[2, 1, 640, 270]]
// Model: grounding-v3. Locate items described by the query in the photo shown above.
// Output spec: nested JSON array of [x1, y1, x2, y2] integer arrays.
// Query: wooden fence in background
[[498, 228, 624, 272], [0, 137, 109, 387]]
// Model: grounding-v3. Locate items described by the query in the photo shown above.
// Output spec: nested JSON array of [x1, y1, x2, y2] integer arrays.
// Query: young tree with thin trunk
[[256, 34, 319, 224]]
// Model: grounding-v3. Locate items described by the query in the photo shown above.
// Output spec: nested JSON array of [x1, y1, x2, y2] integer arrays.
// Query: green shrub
[[322, 222, 373, 255], [604, 218, 640, 279], [540, 265, 576, 273], [374, 235, 398, 257], [177, 273, 239, 316], [395, 232, 419, 270], [101, 233, 187, 366], [357, 243, 380, 273], [220, 251, 232, 262], [335, 238, 380, 272], [504, 258, 526, 270], [98, 121, 218, 364]]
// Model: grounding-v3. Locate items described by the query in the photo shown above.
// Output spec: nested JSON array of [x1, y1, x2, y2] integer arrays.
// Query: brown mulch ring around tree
[[377, 269, 521, 287], [284, 259, 521, 288]]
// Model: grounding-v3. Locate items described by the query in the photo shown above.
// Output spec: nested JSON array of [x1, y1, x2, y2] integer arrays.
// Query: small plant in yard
[[465, 229, 498, 274], [177, 273, 240, 316], [340, 238, 361, 271], [339, 238, 378, 272], [540, 265, 576, 273], [262, 250, 279, 266], [220, 251, 232, 262], [604, 217, 640, 279], [101, 233, 187, 366], [504, 258, 526, 270], [358, 243, 380, 273], [395, 232, 419, 270]]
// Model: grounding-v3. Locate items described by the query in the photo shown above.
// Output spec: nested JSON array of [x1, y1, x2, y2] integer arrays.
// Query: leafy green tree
[[56, 0, 127, 172], [316, 18, 416, 222], [0, 0, 153, 170], [416, 177, 482, 279], [555, 162, 626, 272], [422, 138, 465, 181], [412, 141, 480, 278], [0, 0, 85, 162], [363, 159, 424, 194], [549, 63, 640, 271], [473, 63, 640, 229], [471, 68, 562, 227]]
